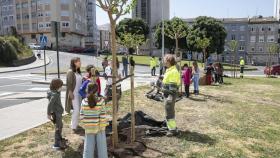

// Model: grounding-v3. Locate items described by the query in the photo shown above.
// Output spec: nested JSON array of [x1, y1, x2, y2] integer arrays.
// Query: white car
[[28, 43, 41, 49]]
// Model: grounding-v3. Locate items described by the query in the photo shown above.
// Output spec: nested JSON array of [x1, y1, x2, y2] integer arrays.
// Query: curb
[[32, 80, 66, 86], [0, 56, 51, 74]]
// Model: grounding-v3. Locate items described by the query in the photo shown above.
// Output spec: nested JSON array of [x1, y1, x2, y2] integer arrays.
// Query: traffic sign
[[40, 35, 48, 47]]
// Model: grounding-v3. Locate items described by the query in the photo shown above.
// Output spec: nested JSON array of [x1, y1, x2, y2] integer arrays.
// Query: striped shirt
[[80, 97, 107, 134]]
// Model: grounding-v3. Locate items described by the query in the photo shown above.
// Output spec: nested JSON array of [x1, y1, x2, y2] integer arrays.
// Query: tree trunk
[[175, 38, 179, 57], [130, 65, 135, 143], [110, 20, 119, 148]]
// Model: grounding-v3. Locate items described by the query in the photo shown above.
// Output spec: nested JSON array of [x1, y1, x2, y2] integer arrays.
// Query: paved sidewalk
[[0, 51, 50, 73], [0, 93, 61, 140]]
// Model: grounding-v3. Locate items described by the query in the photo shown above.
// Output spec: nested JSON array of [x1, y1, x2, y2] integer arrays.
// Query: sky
[[96, 0, 274, 25]]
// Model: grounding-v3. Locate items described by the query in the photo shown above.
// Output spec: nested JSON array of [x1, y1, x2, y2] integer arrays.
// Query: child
[[192, 61, 200, 95], [79, 66, 101, 98], [47, 78, 65, 149], [183, 64, 192, 98], [80, 83, 108, 158]]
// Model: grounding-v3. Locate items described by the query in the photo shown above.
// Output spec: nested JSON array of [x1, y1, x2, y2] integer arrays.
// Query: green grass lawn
[[1, 77, 279, 157], [101, 55, 257, 71]]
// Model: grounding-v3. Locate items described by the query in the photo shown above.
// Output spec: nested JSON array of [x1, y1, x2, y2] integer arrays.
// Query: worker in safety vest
[[162, 54, 180, 136], [150, 56, 157, 76], [240, 57, 245, 78]]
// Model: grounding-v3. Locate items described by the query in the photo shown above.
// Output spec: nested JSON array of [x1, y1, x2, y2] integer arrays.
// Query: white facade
[[274, 0, 280, 20]]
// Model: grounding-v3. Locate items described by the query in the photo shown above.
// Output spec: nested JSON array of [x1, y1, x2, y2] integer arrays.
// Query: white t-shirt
[[74, 73, 83, 94], [105, 66, 112, 85]]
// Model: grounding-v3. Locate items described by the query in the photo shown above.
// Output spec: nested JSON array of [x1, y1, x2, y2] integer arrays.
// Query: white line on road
[[0, 82, 29, 88], [27, 88, 49, 91], [0, 92, 14, 97]]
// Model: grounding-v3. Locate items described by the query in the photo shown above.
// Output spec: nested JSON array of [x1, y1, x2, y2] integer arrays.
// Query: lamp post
[[161, 1, 165, 59]]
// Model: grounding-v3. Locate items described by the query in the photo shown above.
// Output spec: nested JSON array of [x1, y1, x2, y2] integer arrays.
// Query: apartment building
[[99, 24, 110, 50], [184, 16, 280, 65], [247, 17, 279, 65], [132, 0, 169, 55], [85, 0, 99, 48], [1, 0, 87, 48], [0, 0, 16, 35]]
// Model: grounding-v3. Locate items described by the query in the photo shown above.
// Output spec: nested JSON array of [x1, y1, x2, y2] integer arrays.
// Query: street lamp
[[161, 1, 165, 59]]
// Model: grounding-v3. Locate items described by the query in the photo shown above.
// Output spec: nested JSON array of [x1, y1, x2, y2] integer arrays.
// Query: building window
[[61, 11, 69, 17], [23, 24, 29, 30], [268, 27, 274, 31], [16, 3, 21, 9], [45, 23, 51, 28], [32, 23, 37, 30], [251, 47, 255, 51], [45, 12, 51, 17], [38, 23, 44, 29], [250, 36, 256, 42], [231, 25, 237, 31], [251, 27, 255, 32], [61, 21, 70, 27], [261, 27, 265, 32], [22, 2, 28, 8], [259, 47, 263, 52], [17, 24, 21, 30], [267, 35, 275, 42], [240, 26, 245, 31], [240, 35, 245, 41], [16, 14, 21, 19], [231, 34, 236, 40], [259, 36, 264, 43], [239, 46, 245, 51]]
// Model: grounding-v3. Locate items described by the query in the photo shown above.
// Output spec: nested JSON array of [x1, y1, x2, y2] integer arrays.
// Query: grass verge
[[1, 77, 280, 157]]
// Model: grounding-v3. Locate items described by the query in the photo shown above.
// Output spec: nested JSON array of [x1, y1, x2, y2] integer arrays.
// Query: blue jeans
[[193, 75, 199, 91], [83, 131, 108, 158]]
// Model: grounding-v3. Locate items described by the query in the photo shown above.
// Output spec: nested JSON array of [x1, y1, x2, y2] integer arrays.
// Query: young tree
[[118, 33, 146, 54], [154, 20, 188, 53], [96, 0, 136, 147], [196, 37, 211, 68], [116, 18, 149, 54], [163, 17, 188, 58], [229, 40, 238, 78]]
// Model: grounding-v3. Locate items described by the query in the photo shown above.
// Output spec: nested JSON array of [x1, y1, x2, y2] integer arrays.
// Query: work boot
[[166, 129, 179, 137]]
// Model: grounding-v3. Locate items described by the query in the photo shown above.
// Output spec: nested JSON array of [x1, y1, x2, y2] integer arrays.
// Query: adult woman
[[162, 54, 180, 136], [65, 57, 83, 132]]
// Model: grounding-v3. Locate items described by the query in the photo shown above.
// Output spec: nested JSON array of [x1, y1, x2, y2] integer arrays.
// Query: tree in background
[[228, 40, 238, 78], [267, 43, 279, 77], [187, 16, 227, 61], [154, 19, 188, 53], [196, 36, 211, 68], [116, 18, 149, 54], [96, 0, 136, 147]]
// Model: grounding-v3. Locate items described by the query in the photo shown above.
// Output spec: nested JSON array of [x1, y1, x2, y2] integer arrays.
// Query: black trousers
[[184, 84, 190, 97], [151, 67, 156, 76]]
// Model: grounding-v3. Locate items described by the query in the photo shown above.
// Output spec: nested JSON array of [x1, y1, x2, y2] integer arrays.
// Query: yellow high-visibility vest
[[163, 66, 180, 86], [240, 59, 245, 67], [150, 58, 157, 68]]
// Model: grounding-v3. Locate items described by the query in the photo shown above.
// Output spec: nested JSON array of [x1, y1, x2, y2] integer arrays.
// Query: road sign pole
[[44, 46, 47, 81], [55, 22, 60, 79]]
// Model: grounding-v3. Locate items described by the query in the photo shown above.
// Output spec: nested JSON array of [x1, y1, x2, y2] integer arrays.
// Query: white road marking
[[27, 87, 49, 91], [0, 82, 29, 88], [0, 92, 14, 97]]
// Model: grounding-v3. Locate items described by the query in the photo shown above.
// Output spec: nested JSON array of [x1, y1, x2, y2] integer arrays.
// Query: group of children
[[47, 65, 109, 158], [206, 62, 224, 85], [182, 61, 200, 97]]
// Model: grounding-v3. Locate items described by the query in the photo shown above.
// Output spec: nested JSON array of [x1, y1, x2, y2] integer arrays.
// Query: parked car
[[69, 47, 85, 53], [28, 43, 41, 49], [264, 64, 280, 75], [83, 47, 96, 53]]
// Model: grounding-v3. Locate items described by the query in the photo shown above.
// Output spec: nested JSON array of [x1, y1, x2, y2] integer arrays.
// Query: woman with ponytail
[[80, 83, 108, 158]]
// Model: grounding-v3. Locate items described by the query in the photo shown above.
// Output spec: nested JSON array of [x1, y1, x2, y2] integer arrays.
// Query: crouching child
[[47, 78, 66, 150], [80, 83, 108, 158]]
